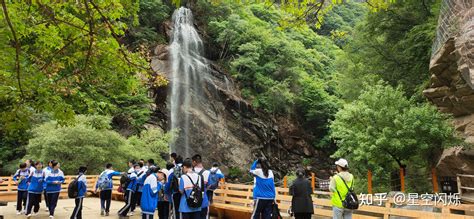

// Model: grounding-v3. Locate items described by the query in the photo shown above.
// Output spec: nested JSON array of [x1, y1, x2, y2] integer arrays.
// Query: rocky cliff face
[[423, 0, 474, 176], [148, 21, 327, 178]]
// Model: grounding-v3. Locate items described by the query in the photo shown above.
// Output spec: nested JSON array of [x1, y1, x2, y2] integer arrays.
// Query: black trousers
[[16, 190, 27, 211], [171, 193, 181, 219], [206, 190, 214, 205], [142, 213, 154, 219], [100, 190, 112, 212], [44, 190, 49, 208], [118, 190, 136, 216], [26, 192, 41, 214], [200, 207, 209, 219], [136, 191, 142, 206], [251, 199, 273, 219], [157, 201, 170, 219], [180, 212, 200, 219], [294, 213, 312, 219], [47, 192, 60, 216], [70, 197, 83, 219]]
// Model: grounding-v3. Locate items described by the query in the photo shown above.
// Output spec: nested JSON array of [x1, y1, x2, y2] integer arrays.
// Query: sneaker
[[49, 216, 54, 219], [45, 208, 49, 212], [101, 208, 105, 216], [128, 211, 134, 216], [26, 214, 32, 219], [16, 211, 21, 215], [33, 212, 38, 216], [105, 212, 109, 216]]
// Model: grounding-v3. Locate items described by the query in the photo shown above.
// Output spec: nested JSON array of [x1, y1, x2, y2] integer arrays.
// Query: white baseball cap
[[335, 158, 348, 168]]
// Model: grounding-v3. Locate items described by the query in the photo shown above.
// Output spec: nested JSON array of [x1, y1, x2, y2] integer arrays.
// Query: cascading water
[[169, 7, 209, 157]]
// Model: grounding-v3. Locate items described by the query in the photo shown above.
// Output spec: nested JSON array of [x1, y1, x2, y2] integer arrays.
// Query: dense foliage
[[0, 1, 170, 171], [21, 115, 174, 174]]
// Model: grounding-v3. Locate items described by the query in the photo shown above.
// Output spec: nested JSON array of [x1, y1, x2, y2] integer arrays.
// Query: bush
[[24, 115, 174, 174]]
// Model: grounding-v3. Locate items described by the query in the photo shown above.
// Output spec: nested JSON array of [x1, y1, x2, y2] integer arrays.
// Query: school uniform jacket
[[13, 169, 30, 191], [140, 173, 162, 215], [250, 160, 276, 200], [45, 169, 65, 193], [75, 174, 87, 198], [27, 170, 44, 194]]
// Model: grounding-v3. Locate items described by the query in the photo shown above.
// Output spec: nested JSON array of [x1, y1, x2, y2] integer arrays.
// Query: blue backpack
[[208, 170, 220, 190], [97, 171, 111, 191]]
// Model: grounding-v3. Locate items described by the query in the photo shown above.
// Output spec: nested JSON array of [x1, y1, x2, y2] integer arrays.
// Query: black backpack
[[170, 165, 183, 193], [68, 174, 82, 198], [336, 175, 359, 209], [184, 174, 203, 208], [120, 174, 131, 190], [271, 202, 283, 219]]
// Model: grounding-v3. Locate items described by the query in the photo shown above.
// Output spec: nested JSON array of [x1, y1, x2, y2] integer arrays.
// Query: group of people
[[110, 153, 225, 219], [11, 159, 86, 219], [10, 154, 355, 219]]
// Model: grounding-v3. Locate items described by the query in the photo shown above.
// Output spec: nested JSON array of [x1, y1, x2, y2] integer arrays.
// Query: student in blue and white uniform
[[70, 166, 87, 219], [140, 167, 161, 219], [118, 164, 140, 217], [166, 156, 183, 219], [96, 163, 123, 216], [157, 163, 173, 219], [250, 158, 275, 219], [179, 158, 202, 219], [45, 161, 65, 218], [43, 160, 54, 212], [191, 154, 210, 219], [13, 163, 30, 214], [26, 159, 36, 173], [206, 162, 224, 205], [26, 161, 44, 218], [135, 162, 147, 211]]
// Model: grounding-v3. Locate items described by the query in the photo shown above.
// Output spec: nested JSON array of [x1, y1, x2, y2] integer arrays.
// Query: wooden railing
[[458, 174, 474, 203], [1, 175, 473, 218], [0, 175, 124, 202], [211, 183, 474, 219]]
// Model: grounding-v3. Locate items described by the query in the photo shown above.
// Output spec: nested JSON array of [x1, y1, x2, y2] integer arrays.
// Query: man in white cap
[[329, 158, 354, 219]]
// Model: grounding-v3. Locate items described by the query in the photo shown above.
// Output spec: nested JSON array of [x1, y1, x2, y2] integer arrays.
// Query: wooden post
[[456, 175, 462, 197], [431, 167, 439, 193], [400, 167, 405, 193], [283, 176, 288, 188], [311, 172, 315, 191], [368, 170, 373, 194]]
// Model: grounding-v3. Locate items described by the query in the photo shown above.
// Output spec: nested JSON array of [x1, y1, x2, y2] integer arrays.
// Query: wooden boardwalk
[[0, 198, 144, 219]]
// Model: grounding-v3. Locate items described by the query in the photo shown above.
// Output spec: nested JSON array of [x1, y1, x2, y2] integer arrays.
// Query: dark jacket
[[289, 177, 314, 214]]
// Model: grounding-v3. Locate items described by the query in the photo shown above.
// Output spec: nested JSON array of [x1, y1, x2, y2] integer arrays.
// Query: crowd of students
[[10, 154, 355, 219]]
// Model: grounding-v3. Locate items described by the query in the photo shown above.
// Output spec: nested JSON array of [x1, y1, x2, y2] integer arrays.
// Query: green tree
[[23, 115, 174, 174], [0, 1, 153, 166], [330, 83, 455, 171]]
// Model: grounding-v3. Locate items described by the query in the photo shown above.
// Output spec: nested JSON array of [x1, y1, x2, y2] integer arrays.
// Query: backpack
[[97, 171, 111, 191], [68, 174, 82, 198], [170, 165, 183, 193], [336, 175, 359, 210], [271, 202, 283, 219], [120, 174, 131, 191], [208, 169, 220, 190], [184, 174, 203, 208]]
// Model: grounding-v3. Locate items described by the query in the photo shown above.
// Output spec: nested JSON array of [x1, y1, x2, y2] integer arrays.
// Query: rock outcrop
[[149, 32, 326, 178], [423, 0, 474, 176]]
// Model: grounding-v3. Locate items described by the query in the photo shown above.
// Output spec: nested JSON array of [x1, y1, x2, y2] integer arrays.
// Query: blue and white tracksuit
[[141, 174, 162, 218], [250, 160, 275, 219], [70, 174, 87, 219], [26, 169, 44, 214], [13, 168, 30, 212], [45, 169, 65, 216], [96, 169, 121, 212]]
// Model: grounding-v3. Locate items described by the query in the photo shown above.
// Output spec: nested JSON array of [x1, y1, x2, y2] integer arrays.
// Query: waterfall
[[169, 7, 209, 157]]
